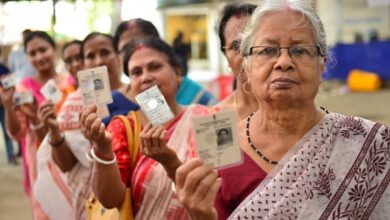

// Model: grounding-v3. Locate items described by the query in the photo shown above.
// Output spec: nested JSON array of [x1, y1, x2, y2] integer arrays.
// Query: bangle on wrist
[[90, 148, 116, 165], [48, 132, 65, 147], [30, 121, 44, 130], [85, 150, 94, 162]]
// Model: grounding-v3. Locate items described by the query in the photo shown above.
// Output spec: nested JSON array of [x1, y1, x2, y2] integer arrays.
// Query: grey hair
[[241, 0, 327, 66]]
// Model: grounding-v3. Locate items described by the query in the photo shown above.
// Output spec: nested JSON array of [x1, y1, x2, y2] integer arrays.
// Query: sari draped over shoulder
[[229, 113, 390, 220], [11, 75, 74, 220]]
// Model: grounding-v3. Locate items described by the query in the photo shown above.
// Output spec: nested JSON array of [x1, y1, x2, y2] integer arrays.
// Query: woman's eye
[[131, 68, 142, 76], [260, 47, 278, 56], [149, 63, 161, 71]]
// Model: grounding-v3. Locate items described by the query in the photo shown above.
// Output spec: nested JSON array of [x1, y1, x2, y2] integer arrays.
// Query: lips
[[270, 78, 297, 88]]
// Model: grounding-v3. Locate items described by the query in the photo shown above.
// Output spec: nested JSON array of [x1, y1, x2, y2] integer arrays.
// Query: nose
[[94, 55, 105, 67], [141, 70, 153, 84], [274, 49, 294, 72]]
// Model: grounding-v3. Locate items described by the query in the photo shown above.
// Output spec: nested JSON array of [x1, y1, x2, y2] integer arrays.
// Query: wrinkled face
[[247, 11, 325, 104], [83, 35, 121, 87], [127, 47, 179, 102], [223, 15, 250, 76], [63, 43, 84, 77], [26, 37, 55, 73]]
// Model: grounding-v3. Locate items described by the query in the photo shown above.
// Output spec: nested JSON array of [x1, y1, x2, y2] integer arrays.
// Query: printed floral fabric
[[229, 113, 390, 220]]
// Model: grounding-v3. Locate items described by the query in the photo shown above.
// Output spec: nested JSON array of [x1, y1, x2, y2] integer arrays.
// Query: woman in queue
[[36, 32, 140, 219], [0, 31, 74, 220], [175, 0, 390, 219], [80, 38, 197, 219]]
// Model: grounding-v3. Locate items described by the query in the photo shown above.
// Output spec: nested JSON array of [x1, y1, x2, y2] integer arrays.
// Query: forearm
[[30, 117, 48, 142], [162, 157, 182, 181], [92, 160, 126, 209], [50, 131, 78, 172], [4, 106, 21, 137]]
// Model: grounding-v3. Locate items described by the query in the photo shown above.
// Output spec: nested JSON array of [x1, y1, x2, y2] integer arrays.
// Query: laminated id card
[[40, 79, 62, 104], [13, 91, 34, 105], [135, 85, 174, 126], [1, 73, 16, 89], [192, 109, 243, 169], [77, 66, 113, 107]]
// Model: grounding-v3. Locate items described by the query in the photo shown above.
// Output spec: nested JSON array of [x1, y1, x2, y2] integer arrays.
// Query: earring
[[242, 81, 251, 95]]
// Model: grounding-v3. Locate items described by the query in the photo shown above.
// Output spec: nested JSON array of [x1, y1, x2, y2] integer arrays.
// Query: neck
[[255, 101, 322, 137], [110, 77, 122, 91], [38, 69, 56, 83]]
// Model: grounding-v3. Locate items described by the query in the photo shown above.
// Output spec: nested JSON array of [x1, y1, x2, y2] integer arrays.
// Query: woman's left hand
[[140, 123, 181, 173]]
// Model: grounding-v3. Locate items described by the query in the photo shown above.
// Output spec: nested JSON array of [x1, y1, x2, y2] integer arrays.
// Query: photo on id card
[[192, 109, 242, 169], [135, 85, 174, 126], [77, 66, 112, 107]]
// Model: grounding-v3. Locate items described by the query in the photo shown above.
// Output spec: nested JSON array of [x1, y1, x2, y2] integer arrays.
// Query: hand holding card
[[192, 109, 242, 169]]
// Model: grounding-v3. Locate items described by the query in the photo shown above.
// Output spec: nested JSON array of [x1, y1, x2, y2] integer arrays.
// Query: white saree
[[229, 112, 390, 219]]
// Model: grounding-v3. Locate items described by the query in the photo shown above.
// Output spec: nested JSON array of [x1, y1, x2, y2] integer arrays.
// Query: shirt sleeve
[[106, 118, 132, 186]]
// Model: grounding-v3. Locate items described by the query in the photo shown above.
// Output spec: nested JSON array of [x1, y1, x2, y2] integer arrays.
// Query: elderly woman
[[175, 0, 390, 219]]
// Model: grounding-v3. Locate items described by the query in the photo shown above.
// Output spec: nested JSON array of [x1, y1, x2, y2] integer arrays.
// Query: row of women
[[1, 0, 390, 219]]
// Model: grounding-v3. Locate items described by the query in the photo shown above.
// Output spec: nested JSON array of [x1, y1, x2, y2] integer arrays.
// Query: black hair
[[24, 31, 56, 51], [216, 2, 257, 53], [62, 40, 82, 57], [113, 18, 160, 52], [122, 38, 182, 77], [81, 32, 115, 57], [217, 128, 230, 136]]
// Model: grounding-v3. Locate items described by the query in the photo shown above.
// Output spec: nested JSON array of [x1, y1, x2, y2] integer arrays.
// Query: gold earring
[[242, 81, 251, 95]]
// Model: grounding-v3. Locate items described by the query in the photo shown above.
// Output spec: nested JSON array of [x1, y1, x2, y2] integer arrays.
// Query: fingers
[[140, 123, 167, 155], [203, 178, 222, 205], [80, 105, 97, 126], [181, 164, 215, 197], [191, 170, 219, 201], [176, 158, 203, 188], [38, 101, 55, 121]]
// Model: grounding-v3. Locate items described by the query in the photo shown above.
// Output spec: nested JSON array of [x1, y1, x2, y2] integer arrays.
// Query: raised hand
[[140, 123, 182, 179], [38, 101, 58, 132], [175, 158, 221, 220], [0, 84, 15, 108], [80, 105, 112, 151]]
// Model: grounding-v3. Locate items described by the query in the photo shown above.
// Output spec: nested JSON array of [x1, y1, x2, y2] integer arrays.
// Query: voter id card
[[40, 79, 62, 104], [135, 85, 174, 126], [1, 73, 16, 89], [13, 91, 34, 105], [77, 66, 113, 107], [192, 109, 242, 169]]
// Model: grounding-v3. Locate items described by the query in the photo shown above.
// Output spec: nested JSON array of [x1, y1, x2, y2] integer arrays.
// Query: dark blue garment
[[0, 64, 10, 76], [0, 106, 14, 162], [102, 91, 139, 125]]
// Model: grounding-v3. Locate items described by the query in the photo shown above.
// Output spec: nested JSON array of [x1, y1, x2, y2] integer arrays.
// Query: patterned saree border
[[319, 123, 381, 219]]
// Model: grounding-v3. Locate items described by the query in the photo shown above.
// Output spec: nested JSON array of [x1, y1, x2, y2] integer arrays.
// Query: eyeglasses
[[247, 45, 324, 64], [223, 40, 241, 57]]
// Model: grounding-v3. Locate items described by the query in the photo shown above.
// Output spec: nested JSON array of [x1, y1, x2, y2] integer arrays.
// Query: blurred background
[[0, 0, 389, 219]]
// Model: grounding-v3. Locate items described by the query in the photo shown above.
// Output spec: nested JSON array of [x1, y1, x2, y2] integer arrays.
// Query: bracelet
[[85, 150, 94, 162], [30, 122, 44, 130], [90, 148, 116, 165], [48, 132, 65, 147]]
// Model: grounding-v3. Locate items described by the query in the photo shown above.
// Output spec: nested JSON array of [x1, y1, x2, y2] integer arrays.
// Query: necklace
[[246, 112, 278, 165]]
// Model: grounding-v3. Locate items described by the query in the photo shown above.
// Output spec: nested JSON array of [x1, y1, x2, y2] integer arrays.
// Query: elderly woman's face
[[248, 11, 325, 104], [127, 47, 179, 101], [224, 15, 250, 76]]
